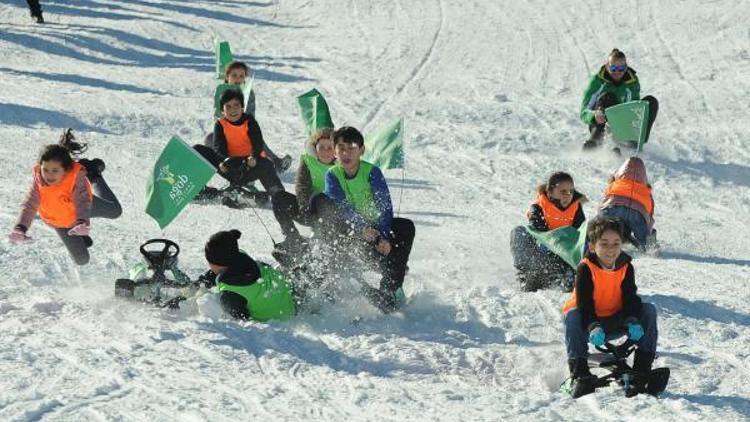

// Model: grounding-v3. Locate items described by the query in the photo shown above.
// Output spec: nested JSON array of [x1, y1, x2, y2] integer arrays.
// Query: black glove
[[198, 270, 217, 288]]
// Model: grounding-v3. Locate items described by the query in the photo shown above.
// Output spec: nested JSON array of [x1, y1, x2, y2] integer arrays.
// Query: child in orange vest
[[510, 172, 586, 292], [598, 156, 657, 251], [194, 89, 285, 197], [9, 130, 122, 265], [206, 61, 291, 172], [562, 216, 659, 396]]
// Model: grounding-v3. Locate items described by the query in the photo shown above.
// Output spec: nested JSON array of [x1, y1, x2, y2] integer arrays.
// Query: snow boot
[[625, 350, 654, 397], [566, 358, 596, 398], [274, 155, 293, 173], [583, 125, 605, 150], [628, 350, 668, 396], [78, 158, 105, 180], [194, 186, 221, 201]]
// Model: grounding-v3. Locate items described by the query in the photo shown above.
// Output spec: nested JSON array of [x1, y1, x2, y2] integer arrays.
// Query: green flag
[[145, 136, 217, 229], [242, 75, 255, 115], [525, 220, 589, 269], [605, 100, 650, 151], [297, 88, 334, 138], [363, 118, 404, 169], [215, 39, 234, 80]]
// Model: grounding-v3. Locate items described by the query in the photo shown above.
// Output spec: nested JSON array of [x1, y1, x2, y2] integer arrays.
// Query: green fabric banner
[[525, 220, 589, 269], [215, 39, 234, 80], [605, 100, 650, 151], [145, 136, 217, 229], [363, 118, 404, 169], [297, 88, 334, 138]]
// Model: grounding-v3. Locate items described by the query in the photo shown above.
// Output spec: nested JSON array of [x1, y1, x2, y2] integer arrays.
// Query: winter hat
[[204, 229, 242, 266], [614, 157, 648, 184]]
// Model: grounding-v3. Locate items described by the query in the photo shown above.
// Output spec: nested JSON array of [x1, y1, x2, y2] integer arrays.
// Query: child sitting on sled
[[510, 171, 586, 292], [208, 61, 290, 172], [598, 156, 658, 252], [562, 216, 661, 397]]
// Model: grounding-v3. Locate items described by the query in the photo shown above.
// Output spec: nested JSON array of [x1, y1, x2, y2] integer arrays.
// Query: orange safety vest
[[533, 194, 580, 230], [219, 118, 253, 157], [562, 258, 629, 317], [605, 179, 654, 215], [36, 162, 92, 228]]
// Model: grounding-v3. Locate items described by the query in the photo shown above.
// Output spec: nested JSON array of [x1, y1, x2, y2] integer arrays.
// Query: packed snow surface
[[1, 0, 749, 420]]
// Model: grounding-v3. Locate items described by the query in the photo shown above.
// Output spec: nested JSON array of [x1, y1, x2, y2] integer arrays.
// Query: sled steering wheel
[[140, 239, 180, 269]]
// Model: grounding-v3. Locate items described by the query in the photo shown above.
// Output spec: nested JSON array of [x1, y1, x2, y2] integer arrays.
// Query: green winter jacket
[[216, 253, 296, 322], [579, 65, 640, 124]]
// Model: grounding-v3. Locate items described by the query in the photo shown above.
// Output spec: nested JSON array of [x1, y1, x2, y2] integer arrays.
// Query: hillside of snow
[[1, 0, 749, 420]]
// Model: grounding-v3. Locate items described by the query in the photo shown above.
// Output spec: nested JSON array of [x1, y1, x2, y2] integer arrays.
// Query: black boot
[[583, 125, 605, 150], [627, 350, 655, 397], [567, 358, 596, 398], [569, 358, 592, 379], [78, 158, 105, 180]]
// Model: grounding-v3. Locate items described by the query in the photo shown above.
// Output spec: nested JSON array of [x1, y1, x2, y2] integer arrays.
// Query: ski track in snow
[[1, 0, 750, 420]]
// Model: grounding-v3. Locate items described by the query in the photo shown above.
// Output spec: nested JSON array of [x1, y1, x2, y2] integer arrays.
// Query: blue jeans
[[599, 206, 649, 250], [564, 303, 658, 359]]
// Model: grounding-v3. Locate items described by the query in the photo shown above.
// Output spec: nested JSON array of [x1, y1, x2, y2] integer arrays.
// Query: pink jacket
[[16, 165, 92, 230]]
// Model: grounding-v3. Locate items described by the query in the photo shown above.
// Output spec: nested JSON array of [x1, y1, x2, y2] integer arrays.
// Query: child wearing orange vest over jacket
[[562, 216, 659, 396], [598, 156, 657, 252], [510, 172, 586, 292], [194, 89, 284, 196], [9, 130, 122, 265], [205, 61, 291, 172]]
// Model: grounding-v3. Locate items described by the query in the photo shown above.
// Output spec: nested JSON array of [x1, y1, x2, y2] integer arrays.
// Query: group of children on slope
[[508, 47, 663, 396], [8, 59, 415, 317], [196, 123, 416, 318], [509, 159, 658, 393]]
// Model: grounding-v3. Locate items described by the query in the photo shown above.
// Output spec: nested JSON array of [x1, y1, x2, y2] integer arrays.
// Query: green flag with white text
[[297, 88, 334, 138], [215, 39, 234, 80], [145, 136, 217, 229], [364, 118, 404, 169], [605, 100, 650, 151], [525, 220, 589, 269]]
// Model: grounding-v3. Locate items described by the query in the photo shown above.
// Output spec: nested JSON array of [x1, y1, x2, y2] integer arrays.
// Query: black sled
[[561, 337, 669, 399], [115, 239, 206, 309]]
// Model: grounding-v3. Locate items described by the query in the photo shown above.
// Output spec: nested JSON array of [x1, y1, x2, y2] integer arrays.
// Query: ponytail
[[38, 128, 87, 170]]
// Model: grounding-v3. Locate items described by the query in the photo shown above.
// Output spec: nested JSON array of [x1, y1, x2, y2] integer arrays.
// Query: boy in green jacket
[[204, 229, 297, 322]]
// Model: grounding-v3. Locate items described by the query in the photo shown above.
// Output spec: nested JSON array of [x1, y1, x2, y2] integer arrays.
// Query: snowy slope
[[1, 0, 750, 420]]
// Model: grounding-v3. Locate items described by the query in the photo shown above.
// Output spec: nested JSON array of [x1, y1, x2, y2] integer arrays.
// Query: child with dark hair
[[510, 171, 586, 292], [311, 126, 415, 313], [598, 156, 657, 251], [194, 89, 285, 196], [9, 129, 122, 265], [207, 61, 290, 172], [203, 229, 297, 321], [561, 216, 661, 397], [580, 48, 659, 150]]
